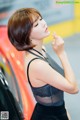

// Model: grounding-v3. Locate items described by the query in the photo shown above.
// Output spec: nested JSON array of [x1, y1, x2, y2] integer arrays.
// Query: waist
[[34, 92, 64, 106], [35, 101, 66, 115]]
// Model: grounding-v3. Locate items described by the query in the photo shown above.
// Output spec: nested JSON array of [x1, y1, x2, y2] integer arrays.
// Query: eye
[[34, 23, 38, 27], [33, 17, 43, 27]]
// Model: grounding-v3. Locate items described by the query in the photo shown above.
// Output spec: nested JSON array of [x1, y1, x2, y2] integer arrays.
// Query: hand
[[52, 32, 65, 56]]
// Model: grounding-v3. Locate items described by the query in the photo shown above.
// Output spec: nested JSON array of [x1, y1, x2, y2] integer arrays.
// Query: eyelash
[[34, 17, 43, 27], [34, 23, 38, 27]]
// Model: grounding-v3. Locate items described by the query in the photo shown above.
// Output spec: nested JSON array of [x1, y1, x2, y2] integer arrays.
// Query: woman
[[8, 8, 79, 120]]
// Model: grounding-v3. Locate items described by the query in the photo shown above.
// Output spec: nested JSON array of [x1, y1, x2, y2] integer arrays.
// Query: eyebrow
[[33, 16, 40, 23]]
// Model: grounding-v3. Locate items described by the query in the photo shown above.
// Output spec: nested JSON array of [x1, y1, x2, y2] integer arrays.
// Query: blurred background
[[0, 0, 80, 120]]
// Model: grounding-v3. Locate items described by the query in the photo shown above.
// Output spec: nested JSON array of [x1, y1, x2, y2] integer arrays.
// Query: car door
[[0, 70, 24, 120]]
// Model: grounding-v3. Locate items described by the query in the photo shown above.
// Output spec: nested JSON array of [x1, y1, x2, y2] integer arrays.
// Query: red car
[[0, 25, 35, 120]]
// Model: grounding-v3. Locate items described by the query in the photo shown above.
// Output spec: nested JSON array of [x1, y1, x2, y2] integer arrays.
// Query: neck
[[28, 40, 47, 59], [33, 40, 43, 53]]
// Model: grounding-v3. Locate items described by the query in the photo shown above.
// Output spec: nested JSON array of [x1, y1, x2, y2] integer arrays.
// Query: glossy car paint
[[0, 26, 35, 120]]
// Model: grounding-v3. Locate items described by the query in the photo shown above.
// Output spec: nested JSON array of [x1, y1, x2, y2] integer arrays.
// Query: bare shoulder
[[29, 58, 78, 94], [29, 58, 48, 73]]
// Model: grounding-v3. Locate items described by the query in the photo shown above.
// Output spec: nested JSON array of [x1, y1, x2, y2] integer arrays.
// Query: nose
[[41, 20, 47, 27]]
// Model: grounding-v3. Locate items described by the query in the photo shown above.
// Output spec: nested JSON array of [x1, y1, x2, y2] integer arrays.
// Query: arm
[[59, 51, 77, 88], [52, 33, 79, 93], [29, 34, 79, 94], [31, 59, 78, 94]]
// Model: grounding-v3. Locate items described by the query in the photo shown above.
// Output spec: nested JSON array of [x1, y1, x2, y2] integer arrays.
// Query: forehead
[[31, 12, 41, 23]]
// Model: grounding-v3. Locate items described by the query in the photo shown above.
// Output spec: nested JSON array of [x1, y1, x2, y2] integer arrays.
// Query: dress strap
[[27, 57, 46, 87], [28, 48, 47, 60], [27, 48, 48, 87], [28, 50, 43, 59]]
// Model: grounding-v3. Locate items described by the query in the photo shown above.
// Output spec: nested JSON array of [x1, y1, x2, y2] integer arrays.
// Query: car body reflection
[[0, 25, 35, 120]]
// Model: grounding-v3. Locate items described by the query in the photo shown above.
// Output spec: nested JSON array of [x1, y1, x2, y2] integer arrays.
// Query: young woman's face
[[30, 16, 50, 41]]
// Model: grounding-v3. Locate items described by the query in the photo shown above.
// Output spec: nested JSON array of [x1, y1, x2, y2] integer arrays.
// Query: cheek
[[30, 28, 42, 39]]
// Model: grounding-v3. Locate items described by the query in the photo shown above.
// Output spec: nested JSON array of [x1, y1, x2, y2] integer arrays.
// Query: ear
[[29, 38, 37, 48], [29, 36, 34, 43]]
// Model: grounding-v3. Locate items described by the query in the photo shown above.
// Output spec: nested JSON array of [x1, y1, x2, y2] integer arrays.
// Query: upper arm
[[30, 59, 78, 94]]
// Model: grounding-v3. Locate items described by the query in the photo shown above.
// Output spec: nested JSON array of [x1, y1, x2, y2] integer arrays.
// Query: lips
[[45, 27, 48, 32]]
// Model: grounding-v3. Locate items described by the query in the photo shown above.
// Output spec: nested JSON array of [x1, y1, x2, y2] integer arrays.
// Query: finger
[[53, 32, 58, 39]]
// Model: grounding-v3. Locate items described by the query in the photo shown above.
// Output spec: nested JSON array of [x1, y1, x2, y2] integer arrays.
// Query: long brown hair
[[8, 8, 42, 51]]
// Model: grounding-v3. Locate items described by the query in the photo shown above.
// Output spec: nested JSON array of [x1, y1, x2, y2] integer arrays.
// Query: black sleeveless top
[[27, 49, 64, 106]]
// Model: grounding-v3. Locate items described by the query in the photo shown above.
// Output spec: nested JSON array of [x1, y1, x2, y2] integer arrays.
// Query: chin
[[45, 31, 50, 37], [40, 32, 50, 39]]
